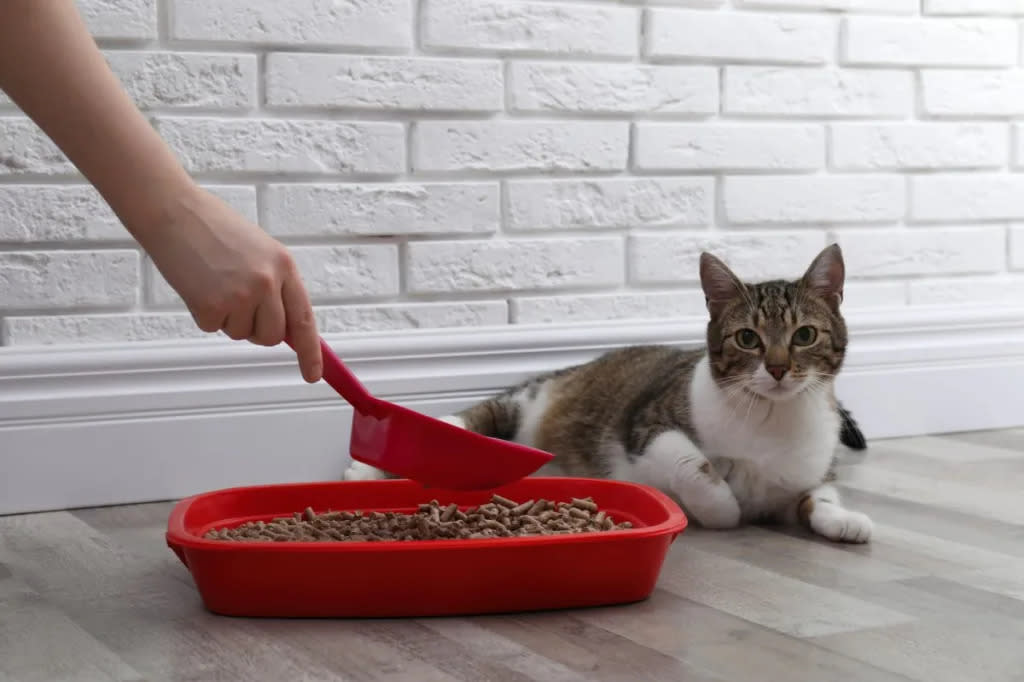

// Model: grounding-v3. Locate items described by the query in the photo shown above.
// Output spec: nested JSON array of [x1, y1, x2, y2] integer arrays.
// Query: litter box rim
[[165, 477, 689, 554]]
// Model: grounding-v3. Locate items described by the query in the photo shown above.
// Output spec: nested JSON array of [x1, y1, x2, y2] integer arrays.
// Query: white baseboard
[[2, 304, 1023, 515]]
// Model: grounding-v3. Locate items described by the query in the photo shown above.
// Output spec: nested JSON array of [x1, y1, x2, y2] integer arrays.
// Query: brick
[[831, 123, 1007, 170], [508, 63, 716, 114], [153, 117, 405, 175], [78, 0, 157, 40], [724, 176, 904, 224], [841, 281, 907, 308], [407, 238, 624, 293], [262, 183, 499, 237], [1007, 126, 1024, 167], [0, 118, 75, 176], [0, 302, 509, 344], [423, 0, 637, 57], [0, 250, 139, 308], [924, 0, 1024, 14], [726, 67, 913, 117], [413, 121, 628, 172], [285, 245, 400, 300], [169, 0, 411, 48], [0, 185, 255, 242], [317, 302, 508, 333], [910, 276, 1024, 306], [512, 291, 707, 324], [634, 123, 823, 171], [630, 231, 826, 285], [3, 312, 205, 345], [148, 244, 398, 305], [646, 9, 834, 64], [738, 0, 916, 12], [0, 186, 127, 243], [844, 18, 1017, 67], [506, 178, 712, 231], [1011, 226, 1024, 269], [265, 55, 503, 112], [2, 52, 255, 110], [923, 71, 1024, 116], [105, 52, 257, 110], [911, 175, 1024, 221], [836, 227, 1005, 276]]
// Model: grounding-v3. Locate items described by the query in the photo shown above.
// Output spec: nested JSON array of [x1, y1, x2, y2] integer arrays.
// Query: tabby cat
[[345, 243, 873, 543]]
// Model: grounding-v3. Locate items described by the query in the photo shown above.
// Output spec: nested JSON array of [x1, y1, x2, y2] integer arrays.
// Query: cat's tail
[[446, 367, 572, 442], [837, 402, 867, 450], [447, 393, 522, 442]]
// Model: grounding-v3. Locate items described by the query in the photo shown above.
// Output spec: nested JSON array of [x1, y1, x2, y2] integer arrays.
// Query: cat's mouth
[[747, 377, 806, 401]]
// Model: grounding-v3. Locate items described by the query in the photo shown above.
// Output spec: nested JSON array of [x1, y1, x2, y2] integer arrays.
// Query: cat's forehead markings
[[753, 282, 791, 320]]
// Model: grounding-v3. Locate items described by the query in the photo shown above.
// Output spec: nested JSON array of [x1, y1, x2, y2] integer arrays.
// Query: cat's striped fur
[[346, 244, 872, 543]]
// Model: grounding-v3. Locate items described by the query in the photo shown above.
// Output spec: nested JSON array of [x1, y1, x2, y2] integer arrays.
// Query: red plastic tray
[[166, 477, 688, 618]]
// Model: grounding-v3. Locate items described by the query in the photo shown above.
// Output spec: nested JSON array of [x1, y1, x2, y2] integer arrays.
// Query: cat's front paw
[[342, 460, 390, 481], [687, 488, 743, 530], [810, 507, 873, 543]]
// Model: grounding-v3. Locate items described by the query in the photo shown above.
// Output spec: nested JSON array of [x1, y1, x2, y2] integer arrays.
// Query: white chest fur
[[689, 356, 840, 520]]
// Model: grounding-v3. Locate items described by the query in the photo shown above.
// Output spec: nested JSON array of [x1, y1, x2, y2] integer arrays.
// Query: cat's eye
[[792, 326, 817, 346], [735, 329, 761, 349]]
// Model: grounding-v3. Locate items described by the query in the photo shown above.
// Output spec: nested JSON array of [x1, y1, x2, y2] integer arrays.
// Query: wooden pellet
[[492, 494, 517, 509], [204, 493, 634, 543], [511, 499, 535, 516], [527, 499, 548, 515], [572, 497, 599, 513]]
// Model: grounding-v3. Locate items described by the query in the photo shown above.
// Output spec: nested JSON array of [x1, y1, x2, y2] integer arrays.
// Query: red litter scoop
[[290, 336, 554, 490]]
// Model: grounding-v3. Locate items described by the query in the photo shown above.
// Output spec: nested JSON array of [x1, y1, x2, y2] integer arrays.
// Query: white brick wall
[[1, 0, 1023, 346]]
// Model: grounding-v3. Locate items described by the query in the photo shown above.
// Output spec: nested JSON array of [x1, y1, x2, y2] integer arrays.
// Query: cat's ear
[[802, 243, 845, 311], [700, 252, 745, 318]]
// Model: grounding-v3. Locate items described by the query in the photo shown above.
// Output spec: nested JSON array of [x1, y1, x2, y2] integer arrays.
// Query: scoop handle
[[286, 336, 378, 414]]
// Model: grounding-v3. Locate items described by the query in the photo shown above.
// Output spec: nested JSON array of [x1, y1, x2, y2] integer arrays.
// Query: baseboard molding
[[2, 304, 1023, 515]]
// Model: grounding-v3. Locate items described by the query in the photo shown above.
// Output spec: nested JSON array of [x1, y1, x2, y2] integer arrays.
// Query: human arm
[[0, 0, 323, 382]]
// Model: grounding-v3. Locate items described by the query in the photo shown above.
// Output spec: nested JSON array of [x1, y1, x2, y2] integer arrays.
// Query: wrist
[[112, 172, 204, 250]]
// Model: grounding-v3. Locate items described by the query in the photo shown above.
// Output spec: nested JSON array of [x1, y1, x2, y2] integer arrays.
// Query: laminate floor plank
[[865, 435, 1024, 463], [574, 588, 913, 682], [681, 525, 924, 588], [810, 577, 1024, 682], [469, 612, 729, 682], [4, 428, 1024, 681], [846, 447, 1024, 491], [946, 427, 1024, 451], [0, 577, 143, 682], [655, 544, 915, 637], [836, 462, 1024, 525]]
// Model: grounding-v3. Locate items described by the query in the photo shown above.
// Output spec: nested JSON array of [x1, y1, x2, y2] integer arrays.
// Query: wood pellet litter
[[203, 494, 633, 542]]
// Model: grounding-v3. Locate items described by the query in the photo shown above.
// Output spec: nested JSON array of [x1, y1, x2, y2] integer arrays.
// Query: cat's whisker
[[740, 386, 761, 431]]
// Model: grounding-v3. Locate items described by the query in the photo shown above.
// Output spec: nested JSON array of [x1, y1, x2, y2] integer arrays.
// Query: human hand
[[0, 1, 322, 381], [146, 186, 323, 383]]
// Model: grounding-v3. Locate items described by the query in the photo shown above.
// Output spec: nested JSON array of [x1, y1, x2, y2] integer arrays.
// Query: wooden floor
[[4, 429, 1024, 682]]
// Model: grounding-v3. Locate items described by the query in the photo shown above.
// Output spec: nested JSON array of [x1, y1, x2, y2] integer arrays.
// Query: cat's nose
[[766, 365, 787, 381]]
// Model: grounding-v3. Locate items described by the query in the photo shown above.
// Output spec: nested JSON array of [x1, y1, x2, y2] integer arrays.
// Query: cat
[[345, 243, 872, 543]]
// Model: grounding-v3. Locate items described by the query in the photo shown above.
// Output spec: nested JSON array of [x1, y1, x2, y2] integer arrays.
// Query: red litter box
[[166, 477, 688, 618]]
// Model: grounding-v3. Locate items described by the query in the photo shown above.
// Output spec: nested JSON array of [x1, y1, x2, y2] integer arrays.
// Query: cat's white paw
[[342, 461, 389, 481], [687, 487, 743, 530], [810, 506, 873, 543]]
